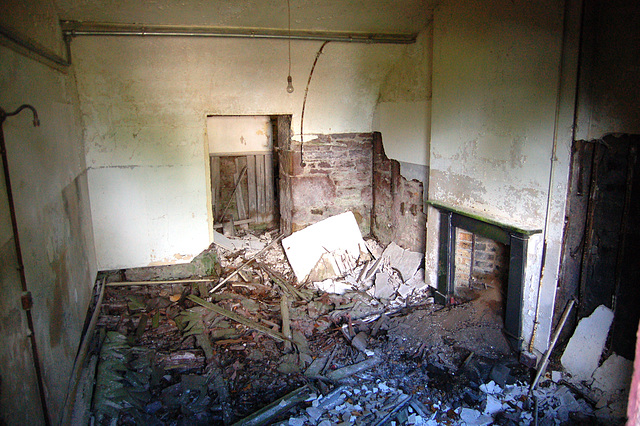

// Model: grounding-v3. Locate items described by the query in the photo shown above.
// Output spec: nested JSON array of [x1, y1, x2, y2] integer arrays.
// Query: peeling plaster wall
[[429, 0, 563, 226], [0, 1, 97, 423], [72, 37, 402, 270], [426, 0, 575, 353]]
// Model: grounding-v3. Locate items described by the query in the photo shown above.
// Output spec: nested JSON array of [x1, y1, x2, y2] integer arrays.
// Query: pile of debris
[[75, 212, 626, 425]]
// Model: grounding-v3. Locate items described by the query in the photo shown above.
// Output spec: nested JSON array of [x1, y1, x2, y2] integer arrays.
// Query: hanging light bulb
[[286, 0, 294, 94], [286, 75, 294, 93]]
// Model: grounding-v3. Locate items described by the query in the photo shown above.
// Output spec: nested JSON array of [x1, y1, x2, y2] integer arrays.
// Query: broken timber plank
[[213, 218, 256, 229], [246, 155, 257, 221], [281, 294, 292, 352], [231, 385, 311, 426], [107, 278, 215, 286], [210, 234, 284, 293], [188, 295, 292, 344], [258, 262, 311, 301], [256, 154, 266, 222], [234, 157, 248, 220], [264, 153, 275, 222], [372, 394, 413, 426], [325, 356, 381, 381]]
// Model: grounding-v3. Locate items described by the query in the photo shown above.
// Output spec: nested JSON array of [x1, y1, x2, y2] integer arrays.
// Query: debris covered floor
[[77, 226, 616, 425]]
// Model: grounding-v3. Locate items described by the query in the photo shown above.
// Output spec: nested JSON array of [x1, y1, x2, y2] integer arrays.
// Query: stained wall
[[0, 0, 97, 423]]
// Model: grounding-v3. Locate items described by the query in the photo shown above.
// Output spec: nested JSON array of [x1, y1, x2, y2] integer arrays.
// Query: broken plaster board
[[212, 230, 265, 252], [381, 242, 423, 282], [373, 272, 396, 300], [591, 353, 633, 395], [561, 305, 614, 382], [282, 212, 368, 282]]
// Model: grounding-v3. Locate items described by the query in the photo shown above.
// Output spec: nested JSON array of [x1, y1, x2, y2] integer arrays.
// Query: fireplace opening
[[454, 229, 510, 316]]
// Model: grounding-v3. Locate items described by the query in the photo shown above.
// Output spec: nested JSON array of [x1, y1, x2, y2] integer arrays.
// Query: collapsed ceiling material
[[69, 213, 630, 425]]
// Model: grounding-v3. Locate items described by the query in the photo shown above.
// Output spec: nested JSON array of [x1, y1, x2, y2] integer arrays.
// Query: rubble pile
[[81, 213, 620, 425]]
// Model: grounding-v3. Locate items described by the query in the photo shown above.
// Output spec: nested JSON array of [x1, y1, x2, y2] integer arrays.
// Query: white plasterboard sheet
[[591, 353, 633, 394], [381, 242, 423, 282], [282, 212, 367, 282], [561, 305, 614, 382]]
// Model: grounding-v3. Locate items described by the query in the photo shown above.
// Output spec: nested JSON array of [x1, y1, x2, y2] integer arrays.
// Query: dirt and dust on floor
[[69, 212, 627, 425]]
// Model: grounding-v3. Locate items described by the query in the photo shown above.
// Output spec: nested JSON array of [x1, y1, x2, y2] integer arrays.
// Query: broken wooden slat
[[325, 356, 381, 381], [213, 218, 256, 229], [371, 314, 386, 337], [218, 164, 247, 222], [372, 393, 413, 426], [155, 350, 206, 371], [304, 353, 330, 378], [231, 385, 311, 426], [187, 295, 292, 344], [234, 157, 248, 220], [258, 262, 312, 301], [246, 155, 257, 222], [106, 278, 215, 287], [210, 234, 284, 293], [281, 294, 292, 352], [256, 153, 266, 222], [264, 152, 274, 222]]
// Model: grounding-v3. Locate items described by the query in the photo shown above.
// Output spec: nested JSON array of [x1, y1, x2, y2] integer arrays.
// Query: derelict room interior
[[1, 0, 640, 424]]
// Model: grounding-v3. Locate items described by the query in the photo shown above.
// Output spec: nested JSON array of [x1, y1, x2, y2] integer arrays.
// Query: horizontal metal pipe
[[61, 21, 417, 44]]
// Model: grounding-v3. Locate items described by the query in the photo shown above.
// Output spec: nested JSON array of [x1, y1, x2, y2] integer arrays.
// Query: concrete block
[[561, 305, 614, 382]]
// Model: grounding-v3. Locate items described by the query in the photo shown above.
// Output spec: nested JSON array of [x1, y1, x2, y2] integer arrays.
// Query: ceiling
[[54, 0, 434, 35]]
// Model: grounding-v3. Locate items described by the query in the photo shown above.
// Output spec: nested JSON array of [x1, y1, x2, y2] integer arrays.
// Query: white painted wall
[[72, 36, 402, 269], [373, 101, 430, 166], [373, 28, 431, 166], [425, 0, 574, 353], [208, 115, 272, 154], [0, 1, 97, 422]]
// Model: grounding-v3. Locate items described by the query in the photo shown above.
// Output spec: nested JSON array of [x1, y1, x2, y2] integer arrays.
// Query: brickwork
[[454, 229, 508, 288], [279, 133, 373, 235], [371, 132, 426, 252]]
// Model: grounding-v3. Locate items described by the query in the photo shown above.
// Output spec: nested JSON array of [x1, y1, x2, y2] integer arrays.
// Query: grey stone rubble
[[276, 377, 597, 425], [308, 240, 429, 309], [91, 224, 627, 425]]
